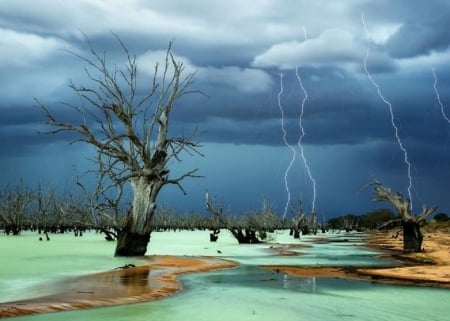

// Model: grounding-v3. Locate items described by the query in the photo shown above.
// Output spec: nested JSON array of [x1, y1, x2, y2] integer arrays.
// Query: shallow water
[[2, 230, 450, 321], [0, 232, 144, 302]]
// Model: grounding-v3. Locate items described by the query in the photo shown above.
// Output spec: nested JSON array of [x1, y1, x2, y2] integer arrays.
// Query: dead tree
[[205, 193, 264, 244], [37, 36, 203, 256], [290, 200, 319, 237], [0, 183, 32, 235], [290, 201, 305, 238], [365, 180, 437, 252]]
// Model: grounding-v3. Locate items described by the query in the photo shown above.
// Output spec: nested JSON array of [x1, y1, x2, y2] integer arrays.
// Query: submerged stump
[[115, 230, 150, 256]]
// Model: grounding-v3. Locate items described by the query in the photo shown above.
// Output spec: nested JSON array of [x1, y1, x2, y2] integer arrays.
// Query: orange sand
[[358, 231, 450, 285], [0, 256, 237, 318], [266, 231, 450, 288]]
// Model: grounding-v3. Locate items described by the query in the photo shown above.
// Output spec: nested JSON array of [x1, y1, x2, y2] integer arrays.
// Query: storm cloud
[[1, 0, 450, 217]]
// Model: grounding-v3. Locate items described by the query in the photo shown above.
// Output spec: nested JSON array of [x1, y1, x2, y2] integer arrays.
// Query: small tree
[[205, 193, 266, 244], [289, 200, 320, 237], [289, 200, 305, 238], [37, 36, 202, 256], [365, 180, 437, 252]]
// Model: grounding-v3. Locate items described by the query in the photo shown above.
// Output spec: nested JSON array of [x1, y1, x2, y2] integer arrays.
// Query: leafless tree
[[246, 198, 281, 232], [73, 174, 121, 240], [363, 180, 437, 252], [289, 200, 320, 237], [31, 182, 62, 233], [37, 36, 203, 256], [0, 182, 32, 235], [205, 193, 270, 244]]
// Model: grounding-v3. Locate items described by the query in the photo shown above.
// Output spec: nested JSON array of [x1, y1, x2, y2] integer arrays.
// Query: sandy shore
[[266, 231, 450, 288], [0, 256, 237, 318], [358, 231, 450, 285]]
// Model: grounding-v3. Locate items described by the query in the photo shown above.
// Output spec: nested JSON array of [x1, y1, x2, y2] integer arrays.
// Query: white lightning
[[295, 66, 317, 213], [278, 73, 297, 219], [302, 26, 307, 41], [362, 13, 414, 209], [432, 67, 450, 124]]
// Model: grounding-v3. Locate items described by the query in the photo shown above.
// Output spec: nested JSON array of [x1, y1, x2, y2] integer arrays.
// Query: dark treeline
[[0, 181, 123, 237], [2, 182, 442, 241], [0, 182, 291, 240], [327, 208, 397, 231], [328, 208, 449, 232]]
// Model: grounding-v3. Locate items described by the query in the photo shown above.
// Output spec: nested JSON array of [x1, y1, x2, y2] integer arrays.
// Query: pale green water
[[0, 232, 144, 302], [1, 230, 449, 321]]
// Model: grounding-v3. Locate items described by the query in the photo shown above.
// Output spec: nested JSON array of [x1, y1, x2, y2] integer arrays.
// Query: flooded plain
[[1, 230, 449, 320]]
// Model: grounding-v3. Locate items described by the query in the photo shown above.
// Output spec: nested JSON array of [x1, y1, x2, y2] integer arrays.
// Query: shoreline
[[0, 256, 238, 318], [358, 230, 450, 286], [266, 231, 450, 288]]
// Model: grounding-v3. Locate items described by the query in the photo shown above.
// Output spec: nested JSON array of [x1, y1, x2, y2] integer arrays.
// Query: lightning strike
[[361, 13, 414, 209], [278, 73, 297, 219], [295, 66, 317, 213], [277, 27, 318, 220], [432, 67, 450, 124]]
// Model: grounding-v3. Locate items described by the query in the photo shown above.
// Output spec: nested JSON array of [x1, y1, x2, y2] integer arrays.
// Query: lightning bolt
[[278, 73, 297, 219], [361, 13, 414, 209], [432, 67, 450, 124], [295, 66, 317, 213], [277, 27, 318, 220]]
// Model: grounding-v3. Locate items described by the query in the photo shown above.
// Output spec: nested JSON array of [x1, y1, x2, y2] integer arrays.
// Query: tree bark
[[130, 177, 159, 234], [114, 177, 161, 256], [115, 229, 151, 256], [402, 221, 423, 252]]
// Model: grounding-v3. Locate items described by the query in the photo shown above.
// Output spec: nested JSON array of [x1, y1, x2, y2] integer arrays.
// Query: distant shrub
[[433, 213, 449, 222]]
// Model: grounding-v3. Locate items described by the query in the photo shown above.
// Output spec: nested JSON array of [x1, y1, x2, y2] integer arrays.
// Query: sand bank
[[0, 256, 237, 318]]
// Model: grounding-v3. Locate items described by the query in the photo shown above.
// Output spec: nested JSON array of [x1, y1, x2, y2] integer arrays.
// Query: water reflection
[[118, 267, 151, 296], [283, 274, 317, 292]]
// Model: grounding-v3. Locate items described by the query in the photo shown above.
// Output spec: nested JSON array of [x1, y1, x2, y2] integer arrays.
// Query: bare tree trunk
[[363, 180, 436, 253], [115, 228, 151, 256], [229, 228, 262, 244], [205, 193, 264, 244], [402, 221, 423, 252], [130, 177, 158, 234], [114, 177, 161, 256]]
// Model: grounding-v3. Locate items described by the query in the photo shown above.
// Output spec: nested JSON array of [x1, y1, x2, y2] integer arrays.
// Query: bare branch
[[363, 180, 437, 224], [37, 36, 204, 252]]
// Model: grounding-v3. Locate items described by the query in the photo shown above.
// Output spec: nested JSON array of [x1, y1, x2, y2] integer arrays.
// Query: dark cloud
[[0, 105, 41, 126], [355, 0, 450, 58], [386, 18, 450, 58], [1, 0, 450, 215]]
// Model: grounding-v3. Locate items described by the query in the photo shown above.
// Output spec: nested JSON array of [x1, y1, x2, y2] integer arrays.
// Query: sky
[[1, 0, 450, 219]]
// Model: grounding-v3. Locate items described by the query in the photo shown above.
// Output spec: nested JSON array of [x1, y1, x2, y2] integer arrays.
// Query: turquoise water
[[1, 230, 449, 321]]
